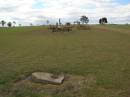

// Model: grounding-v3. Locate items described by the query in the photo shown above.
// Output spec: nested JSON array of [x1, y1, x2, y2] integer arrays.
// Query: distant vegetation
[[0, 20, 6, 27], [80, 15, 89, 24], [0, 16, 109, 27], [0, 20, 16, 27], [99, 17, 108, 24]]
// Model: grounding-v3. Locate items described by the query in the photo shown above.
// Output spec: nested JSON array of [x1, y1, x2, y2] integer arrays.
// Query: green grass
[[0, 25, 130, 97]]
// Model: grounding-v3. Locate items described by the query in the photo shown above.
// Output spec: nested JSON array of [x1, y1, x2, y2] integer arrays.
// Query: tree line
[[0, 20, 16, 27], [0, 16, 108, 27], [79, 16, 108, 24]]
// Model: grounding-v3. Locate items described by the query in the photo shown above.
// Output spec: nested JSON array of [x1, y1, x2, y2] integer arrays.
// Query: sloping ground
[[93, 25, 130, 34], [0, 25, 130, 97]]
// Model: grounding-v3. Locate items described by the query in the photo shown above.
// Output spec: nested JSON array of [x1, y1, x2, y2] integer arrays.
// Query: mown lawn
[[0, 25, 130, 97]]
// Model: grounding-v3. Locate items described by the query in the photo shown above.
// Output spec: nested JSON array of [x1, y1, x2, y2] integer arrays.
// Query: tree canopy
[[99, 17, 108, 24], [0, 20, 6, 27], [80, 16, 89, 24]]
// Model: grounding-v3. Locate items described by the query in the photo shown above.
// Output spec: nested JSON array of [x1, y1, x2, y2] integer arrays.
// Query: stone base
[[31, 72, 64, 85]]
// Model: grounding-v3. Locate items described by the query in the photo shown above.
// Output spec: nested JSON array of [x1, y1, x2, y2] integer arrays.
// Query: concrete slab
[[31, 72, 64, 85]]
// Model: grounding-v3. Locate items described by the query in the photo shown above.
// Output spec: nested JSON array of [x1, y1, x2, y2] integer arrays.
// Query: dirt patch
[[118, 89, 130, 97], [11, 74, 96, 95]]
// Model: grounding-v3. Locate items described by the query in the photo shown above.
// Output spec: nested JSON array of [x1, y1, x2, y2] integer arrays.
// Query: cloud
[[0, 0, 130, 25]]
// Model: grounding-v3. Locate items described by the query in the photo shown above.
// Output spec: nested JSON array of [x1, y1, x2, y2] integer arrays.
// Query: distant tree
[[30, 23, 33, 26], [99, 17, 108, 24], [13, 21, 16, 27], [73, 21, 76, 24], [80, 16, 89, 24], [66, 22, 71, 26], [74, 21, 80, 25], [77, 21, 81, 25], [102, 17, 108, 24], [19, 24, 22, 27], [73, 21, 80, 25], [0, 20, 6, 27], [7, 22, 12, 27], [46, 20, 49, 25], [99, 18, 102, 24], [59, 18, 62, 25], [56, 22, 58, 25]]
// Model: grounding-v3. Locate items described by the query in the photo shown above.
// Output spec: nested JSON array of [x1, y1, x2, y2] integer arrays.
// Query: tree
[[73, 21, 80, 25], [7, 22, 12, 27], [66, 22, 71, 26], [13, 21, 16, 27], [73, 21, 76, 25], [59, 18, 62, 25], [0, 20, 6, 27], [46, 20, 49, 25], [77, 21, 80, 25], [101, 17, 108, 24], [99, 18, 102, 24], [30, 23, 33, 26], [80, 16, 89, 24], [99, 17, 108, 24], [19, 24, 22, 27]]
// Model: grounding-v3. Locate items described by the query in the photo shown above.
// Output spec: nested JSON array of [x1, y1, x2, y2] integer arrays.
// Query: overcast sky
[[0, 0, 130, 25]]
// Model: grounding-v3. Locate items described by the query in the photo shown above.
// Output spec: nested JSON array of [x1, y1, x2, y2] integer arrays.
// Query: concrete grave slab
[[31, 72, 64, 85]]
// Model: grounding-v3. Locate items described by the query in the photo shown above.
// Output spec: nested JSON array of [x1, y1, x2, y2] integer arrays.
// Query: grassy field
[[0, 25, 130, 97]]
